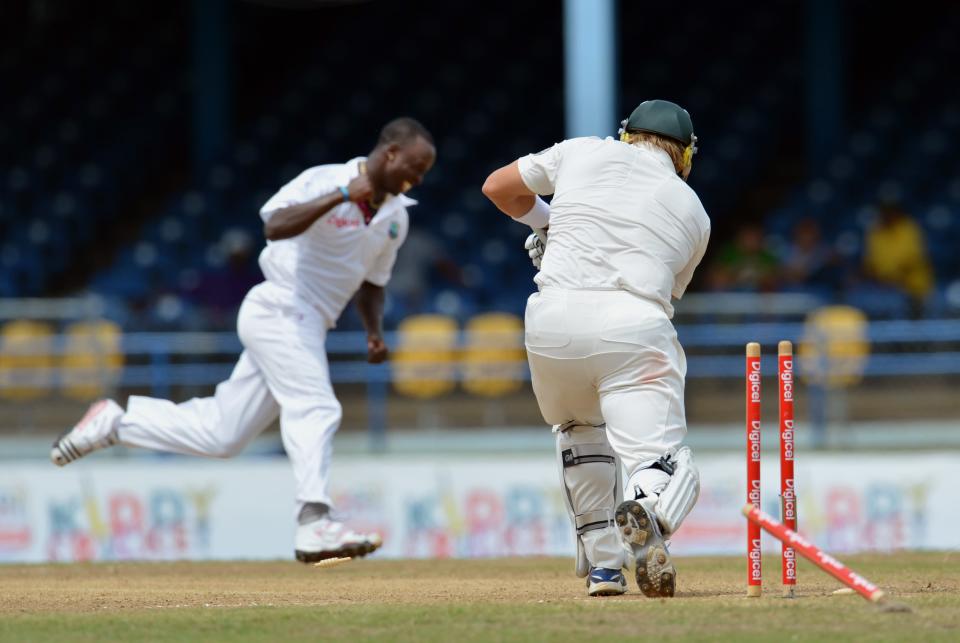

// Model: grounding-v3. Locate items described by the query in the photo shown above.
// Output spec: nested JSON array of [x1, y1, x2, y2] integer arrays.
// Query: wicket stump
[[742, 504, 885, 604], [745, 340, 798, 598], [745, 342, 762, 597]]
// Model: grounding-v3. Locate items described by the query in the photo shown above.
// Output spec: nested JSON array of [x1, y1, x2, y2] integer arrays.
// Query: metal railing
[[2, 313, 958, 449], [3, 319, 959, 393]]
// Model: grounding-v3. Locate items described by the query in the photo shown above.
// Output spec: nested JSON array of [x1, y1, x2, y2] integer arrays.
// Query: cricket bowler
[[52, 117, 436, 563]]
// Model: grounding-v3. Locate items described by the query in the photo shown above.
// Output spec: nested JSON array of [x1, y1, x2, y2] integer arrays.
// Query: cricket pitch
[[1, 553, 958, 641]]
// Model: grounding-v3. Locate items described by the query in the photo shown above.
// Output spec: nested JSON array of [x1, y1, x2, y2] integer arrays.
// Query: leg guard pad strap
[[555, 424, 622, 577], [576, 509, 614, 535], [654, 446, 700, 536], [561, 443, 615, 467]]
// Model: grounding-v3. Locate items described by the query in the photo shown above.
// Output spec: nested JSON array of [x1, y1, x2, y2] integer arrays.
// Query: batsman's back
[[519, 136, 710, 317]]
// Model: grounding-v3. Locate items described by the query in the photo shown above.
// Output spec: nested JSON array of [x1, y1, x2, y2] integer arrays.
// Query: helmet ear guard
[[682, 133, 699, 169]]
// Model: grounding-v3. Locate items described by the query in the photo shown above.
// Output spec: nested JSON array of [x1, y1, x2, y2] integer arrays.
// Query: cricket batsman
[[482, 100, 710, 597]]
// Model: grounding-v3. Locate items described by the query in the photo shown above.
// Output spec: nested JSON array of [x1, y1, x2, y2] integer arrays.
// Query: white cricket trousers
[[526, 288, 687, 566], [525, 288, 688, 470], [118, 281, 341, 510]]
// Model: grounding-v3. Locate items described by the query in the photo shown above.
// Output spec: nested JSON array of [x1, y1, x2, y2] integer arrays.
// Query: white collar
[[638, 146, 676, 172]]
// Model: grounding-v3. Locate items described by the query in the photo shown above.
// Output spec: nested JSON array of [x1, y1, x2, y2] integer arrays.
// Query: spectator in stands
[[390, 227, 463, 313], [51, 117, 436, 565], [862, 201, 934, 312], [707, 223, 779, 291], [184, 228, 263, 329], [780, 217, 842, 291]]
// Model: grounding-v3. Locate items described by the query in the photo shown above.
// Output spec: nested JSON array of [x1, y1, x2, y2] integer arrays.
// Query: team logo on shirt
[[326, 214, 362, 229], [389, 222, 400, 239]]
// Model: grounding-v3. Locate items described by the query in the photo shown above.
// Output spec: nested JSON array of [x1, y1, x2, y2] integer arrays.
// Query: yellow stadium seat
[[392, 314, 458, 399], [0, 320, 56, 401], [799, 305, 869, 388], [461, 312, 525, 397], [61, 319, 124, 401]]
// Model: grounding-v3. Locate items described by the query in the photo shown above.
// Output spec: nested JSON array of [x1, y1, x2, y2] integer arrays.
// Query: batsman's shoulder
[[653, 173, 699, 204], [654, 176, 710, 224], [564, 136, 608, 150]]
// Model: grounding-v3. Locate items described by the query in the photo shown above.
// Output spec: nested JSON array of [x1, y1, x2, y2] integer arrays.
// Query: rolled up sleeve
[[517, 142, 564, 195]]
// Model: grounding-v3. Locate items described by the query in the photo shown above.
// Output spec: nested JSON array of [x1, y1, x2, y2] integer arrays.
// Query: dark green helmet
[[619, 99, 696, 147]]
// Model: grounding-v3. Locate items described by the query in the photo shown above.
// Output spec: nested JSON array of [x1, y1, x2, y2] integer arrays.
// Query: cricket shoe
[[616, 500, 676, 598], [586, 567, 627, 597], [50, 399, 123, 466], [294, 517, 383, 563]]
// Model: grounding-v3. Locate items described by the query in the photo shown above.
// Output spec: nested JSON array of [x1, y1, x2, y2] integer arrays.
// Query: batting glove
[[524, 228, 547, 270]]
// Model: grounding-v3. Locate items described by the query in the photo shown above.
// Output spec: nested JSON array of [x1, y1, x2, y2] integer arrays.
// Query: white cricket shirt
[[258, 157, 412, 328], [518, 137, 710, 318]]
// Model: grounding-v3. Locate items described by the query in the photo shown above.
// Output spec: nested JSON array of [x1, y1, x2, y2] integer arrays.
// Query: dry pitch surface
[[1, 553, 958, 642]]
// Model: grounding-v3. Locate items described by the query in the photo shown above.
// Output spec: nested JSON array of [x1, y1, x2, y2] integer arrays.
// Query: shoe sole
[[295, 539, 382, 563], [616, 500, 676, 598], [588, 581, 627, 597]]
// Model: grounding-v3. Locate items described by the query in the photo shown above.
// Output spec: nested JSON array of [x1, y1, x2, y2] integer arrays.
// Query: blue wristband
[[338, 186, 350, 202]]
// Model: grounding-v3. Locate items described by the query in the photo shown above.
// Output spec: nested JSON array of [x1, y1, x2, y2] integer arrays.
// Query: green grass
[[1, 554, 958, 642]]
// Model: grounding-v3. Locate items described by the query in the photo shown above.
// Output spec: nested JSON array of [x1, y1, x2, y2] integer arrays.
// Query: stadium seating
[[1, 3, 188, 298], [0, 320, 56, 401], [799, 305, 870, 388], [60, 319, 124, 402], [7, 1, 960, 327], [392, 314, 458, 399], [460, 313, 526, 397], [760, 8, 960, 317]]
